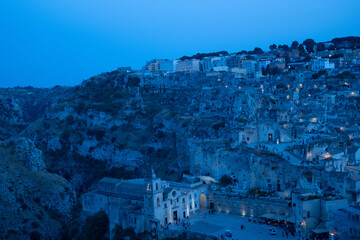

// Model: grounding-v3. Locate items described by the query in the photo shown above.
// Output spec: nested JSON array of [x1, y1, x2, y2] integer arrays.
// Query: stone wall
[[210, 193, 292, 218]]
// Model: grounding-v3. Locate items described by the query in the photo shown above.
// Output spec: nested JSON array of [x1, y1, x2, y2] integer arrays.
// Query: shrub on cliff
[[220, 174, 233, 186], [83, 211, 109, 240], [30, 231, 41, 240]]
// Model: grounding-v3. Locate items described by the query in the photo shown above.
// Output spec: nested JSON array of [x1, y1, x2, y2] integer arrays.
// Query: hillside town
[[3, 1, 360, 239], [81, 37, 360, 240]]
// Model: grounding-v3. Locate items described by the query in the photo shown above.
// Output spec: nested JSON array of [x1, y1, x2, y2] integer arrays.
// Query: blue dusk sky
[[0, 0, 359, 88]]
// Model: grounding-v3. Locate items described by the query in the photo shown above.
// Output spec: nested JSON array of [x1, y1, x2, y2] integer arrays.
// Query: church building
[[82, 170, 211, 235]]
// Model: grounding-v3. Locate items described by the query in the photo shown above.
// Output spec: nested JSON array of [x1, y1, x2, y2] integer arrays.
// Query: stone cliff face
[[0, 95, 27, 138], [18, 71, 269, 193], [0, 138, 76, 239], [11, 137, 46, 172], [0, 86, 73, 140]]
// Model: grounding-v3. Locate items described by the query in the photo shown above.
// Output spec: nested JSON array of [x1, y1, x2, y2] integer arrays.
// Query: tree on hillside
[[331, 36, 360, 49], [220, 174, 233, 186], [237, 50, 248, 55], [269, 44, 277, 51], [179, 51, 229, 61], [245, 55, 255, 60], [271, 66, 281, 75], [303, 39, 316, 53], [316, 43, 325, 52], [291, 41, 299, 49], [30, 231, 41, 240], [83, 211, 109, 240], [112, 226, 137, 240], [261, 66, 267, 76], [328, 45, 336, 51], [278, 44, 289, 51], [303, 54, 311, 62], [127, 77, 141, 87], [298, 44, 306, 55], [253, 47, 264, 54]]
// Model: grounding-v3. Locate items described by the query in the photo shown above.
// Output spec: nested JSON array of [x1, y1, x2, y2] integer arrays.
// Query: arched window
[[157, 197, 160, 207], [189, 195, 192, 201], [156, 183, 159, 191]]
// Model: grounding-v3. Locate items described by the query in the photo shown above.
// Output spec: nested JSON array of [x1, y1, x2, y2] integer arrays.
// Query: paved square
[[190, 221, 225, 234], [186, 212, 298, 240]]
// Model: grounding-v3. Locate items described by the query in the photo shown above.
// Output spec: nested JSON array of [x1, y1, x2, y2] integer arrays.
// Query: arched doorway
[[199, 194, 207, 209]]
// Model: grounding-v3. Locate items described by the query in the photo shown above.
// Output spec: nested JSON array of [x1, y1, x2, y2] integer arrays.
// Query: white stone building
[[82, 170, 210, 235], [176, 59, 200, 72], [311, 58, 335, 71]]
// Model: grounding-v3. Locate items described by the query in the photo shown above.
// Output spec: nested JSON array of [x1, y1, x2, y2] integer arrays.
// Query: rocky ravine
[[19, 71, 266, 193], [0, 138, 76, 239], [0, 86, 73, 140]]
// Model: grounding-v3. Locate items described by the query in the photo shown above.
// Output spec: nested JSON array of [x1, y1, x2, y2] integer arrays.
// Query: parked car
[[225, 229, 233, 237], [248, 217, 258, 223], [269, 227, 277, 235]]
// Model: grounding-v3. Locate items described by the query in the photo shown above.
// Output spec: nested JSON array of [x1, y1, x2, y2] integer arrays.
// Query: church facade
[[82, 170, 211, 234]]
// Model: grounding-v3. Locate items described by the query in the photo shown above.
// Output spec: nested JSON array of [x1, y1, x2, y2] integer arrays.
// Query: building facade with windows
[[82, 170, 210, 235], [331, 204, 360, 239]]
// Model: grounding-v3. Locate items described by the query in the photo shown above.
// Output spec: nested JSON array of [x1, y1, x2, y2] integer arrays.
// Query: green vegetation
[[328, 71, 355, 79], [248, 188, 272, 197], [60, 128, 72, 141], [331, 36, 360, 49], [291, 41, 299, 49], [65, 115, 75, 125], [31, 222, 40, 228], [30, 231, 41, 240], [307, 195, 320, 200], [312, 70, 327, 79], [236, 117, 247, 123], [219, 174, 233, 187], [83, 211, 109, 240], [262, 65, 281, 75], [269, 44, 277, 51], [62, 74, 131, 116], [180, 51, 229, 61], [127, 77, 140, 87], [303, 39, 316, 53], [112, 226, 151, 240], [87, 127, 106, 141], [248, 47, 264, 55], [303, 171, 313, 182], [212, 121, 225, 130]]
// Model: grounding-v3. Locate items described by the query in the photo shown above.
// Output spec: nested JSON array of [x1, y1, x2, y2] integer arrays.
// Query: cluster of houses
[[141, 44, 359, 80], [84, 41, 360, 239]]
